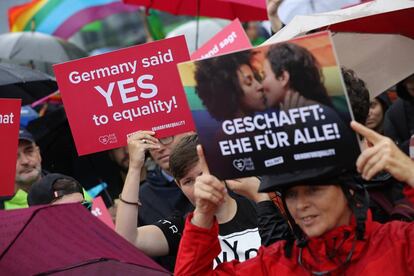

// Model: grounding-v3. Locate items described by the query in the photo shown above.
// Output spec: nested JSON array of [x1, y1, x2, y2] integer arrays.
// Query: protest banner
[[178, 31, 360, 179], [91, 196, 115, 230], [190, 19, 252, 60], [54, 36, 194, 156], [0, 99, 21, 196]]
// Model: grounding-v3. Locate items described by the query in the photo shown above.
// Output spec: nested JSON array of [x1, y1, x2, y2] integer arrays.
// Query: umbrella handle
[[195, 0, 200, 50]]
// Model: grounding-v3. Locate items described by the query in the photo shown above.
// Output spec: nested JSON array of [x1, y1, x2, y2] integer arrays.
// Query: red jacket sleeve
[[175, 213, 260, 275], [174, 213, 222, 275], [175, 213, 278, 275]]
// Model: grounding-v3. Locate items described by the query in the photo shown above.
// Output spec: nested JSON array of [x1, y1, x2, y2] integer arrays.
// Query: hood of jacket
[[396, 79, 414, 104]]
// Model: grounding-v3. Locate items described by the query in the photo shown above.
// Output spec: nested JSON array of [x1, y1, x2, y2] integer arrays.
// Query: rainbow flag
[[9, 0, 139, 39]]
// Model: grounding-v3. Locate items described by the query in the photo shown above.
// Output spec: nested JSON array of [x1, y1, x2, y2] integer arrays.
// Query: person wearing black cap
[[174, 122, 414, 275], [384, 74, 414, 155], [0, 129, 90, 210], [28, 173, 86, 206], [0, 128, 43, 210]]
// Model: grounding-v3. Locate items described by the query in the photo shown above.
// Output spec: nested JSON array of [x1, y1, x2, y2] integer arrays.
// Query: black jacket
[[384, 81, 414, 154], [138, 166, 193, 226]]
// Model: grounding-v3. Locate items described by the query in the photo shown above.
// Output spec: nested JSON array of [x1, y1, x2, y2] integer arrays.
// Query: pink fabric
[[123, 0, 267, 22], [0, 204, 169, 275]]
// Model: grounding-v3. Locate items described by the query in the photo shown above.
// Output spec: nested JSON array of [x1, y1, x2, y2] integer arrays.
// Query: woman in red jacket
[[175, 121, 414, 275]]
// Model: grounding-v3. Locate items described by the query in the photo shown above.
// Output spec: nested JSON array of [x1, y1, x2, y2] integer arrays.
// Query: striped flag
[[8, 0, 139, 39]]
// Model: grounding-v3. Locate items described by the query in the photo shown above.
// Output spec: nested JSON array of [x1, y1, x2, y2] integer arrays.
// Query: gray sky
[[0, 0, 28, 34]]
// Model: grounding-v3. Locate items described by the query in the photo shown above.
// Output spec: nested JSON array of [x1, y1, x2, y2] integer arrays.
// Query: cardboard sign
[[178, 31, 360, 179], [91, 196, 115, 230], [190, 19, 252, 60], [0, 99, 21, 196], [54, 36, 194, 156]]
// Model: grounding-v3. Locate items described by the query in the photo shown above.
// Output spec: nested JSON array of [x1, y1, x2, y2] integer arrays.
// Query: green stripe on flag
[[185, 86, 205, 111], [23, 0, 62, 31]]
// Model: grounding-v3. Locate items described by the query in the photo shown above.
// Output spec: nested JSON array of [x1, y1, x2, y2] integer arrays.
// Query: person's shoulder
[[372, 220, 414, 240], [258, 241, 296, 267], [386, 98, 405, 114], [140, 167, 167, 189]]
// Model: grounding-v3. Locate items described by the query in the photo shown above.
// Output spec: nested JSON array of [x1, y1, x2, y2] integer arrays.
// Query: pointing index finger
[[197, 144, 210, 175], [350, 121, 381, 145]]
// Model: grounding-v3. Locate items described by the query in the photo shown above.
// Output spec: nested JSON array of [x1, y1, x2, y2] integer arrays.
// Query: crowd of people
[[1, 0, 413, 275]]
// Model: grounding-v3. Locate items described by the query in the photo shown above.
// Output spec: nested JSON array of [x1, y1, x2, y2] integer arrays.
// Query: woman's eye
[[243, 75, 254, 85], [309, 186, 322, 194], [285, 191, 296, 199]]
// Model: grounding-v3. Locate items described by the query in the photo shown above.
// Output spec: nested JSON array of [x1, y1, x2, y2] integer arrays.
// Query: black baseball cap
[[28, 173, 83, 206], [19, 128, 35, 143]]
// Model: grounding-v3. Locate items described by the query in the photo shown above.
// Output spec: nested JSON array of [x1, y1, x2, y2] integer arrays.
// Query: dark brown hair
[[267, 42, 332, 107], [341, 67, 370, 124], [195, 51, 253, 120], [53, 178, 83, 197]]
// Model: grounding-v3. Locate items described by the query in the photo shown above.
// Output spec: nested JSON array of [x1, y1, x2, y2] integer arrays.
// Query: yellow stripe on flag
[[11, 0, 48, 32]]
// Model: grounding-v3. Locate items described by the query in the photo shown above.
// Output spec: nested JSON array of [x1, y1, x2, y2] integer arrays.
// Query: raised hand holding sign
[[54, 36, 194, 155], [191, 145, 227, 229]]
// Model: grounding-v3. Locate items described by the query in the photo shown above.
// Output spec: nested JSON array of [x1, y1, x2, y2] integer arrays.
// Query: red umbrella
[[0, 204, 170, 275], [123, 0, 267, 21]]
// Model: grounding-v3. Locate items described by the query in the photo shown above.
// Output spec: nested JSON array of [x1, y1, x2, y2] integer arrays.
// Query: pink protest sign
[[190, 19, 252, 60], [54, 36, 194, 156], [0, 99, 21, 196], [91, 196, 115, 230]]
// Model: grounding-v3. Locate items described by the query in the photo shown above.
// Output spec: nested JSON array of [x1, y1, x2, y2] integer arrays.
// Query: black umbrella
[[0, 32, 88, 75], [0, 63, 57, 105]]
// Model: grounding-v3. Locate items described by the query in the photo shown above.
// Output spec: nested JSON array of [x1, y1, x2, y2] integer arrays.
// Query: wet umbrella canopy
[[0, 63, 57, 105], [0, 32, 88, 75], [0, 204, 170, 275], [123, 0, 267, 21], [265, 0, 414, 97]]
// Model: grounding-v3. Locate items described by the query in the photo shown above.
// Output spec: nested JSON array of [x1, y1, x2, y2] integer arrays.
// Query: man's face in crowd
[[149, 133, 191, 172], [175, 161, 203, 205], [16, 140, 42, 187]]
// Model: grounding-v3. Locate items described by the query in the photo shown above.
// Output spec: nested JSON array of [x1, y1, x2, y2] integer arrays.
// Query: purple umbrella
[[0, 204, 170, 275]]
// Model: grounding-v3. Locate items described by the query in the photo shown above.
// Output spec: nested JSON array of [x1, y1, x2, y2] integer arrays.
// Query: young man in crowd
[[116, 132, 283, 271], [27, 173, 87, 207]]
